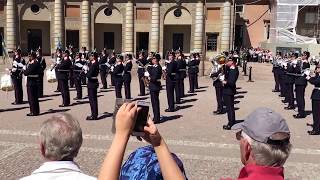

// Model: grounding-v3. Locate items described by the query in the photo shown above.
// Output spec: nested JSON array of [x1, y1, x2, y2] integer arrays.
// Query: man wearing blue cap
[[224, 107, 292, 180]]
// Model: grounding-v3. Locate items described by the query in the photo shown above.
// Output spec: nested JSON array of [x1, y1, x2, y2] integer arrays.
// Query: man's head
[[232, 108, 292, 167], [39, 113, 83, 161]]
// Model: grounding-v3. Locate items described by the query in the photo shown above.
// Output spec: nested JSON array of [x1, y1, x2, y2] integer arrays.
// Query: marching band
[[1, 46, 320, 135]]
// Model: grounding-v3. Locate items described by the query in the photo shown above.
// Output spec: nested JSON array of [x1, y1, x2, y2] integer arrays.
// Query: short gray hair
[[39, 113, 83, 161], [242, 131, 292, 167]]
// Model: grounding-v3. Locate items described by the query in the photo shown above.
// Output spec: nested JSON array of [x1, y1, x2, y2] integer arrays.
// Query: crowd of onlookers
[[20, 102, 292, 180]]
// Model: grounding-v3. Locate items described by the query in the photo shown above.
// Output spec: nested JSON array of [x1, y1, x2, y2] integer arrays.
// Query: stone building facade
[[0, 0, 235, 74]]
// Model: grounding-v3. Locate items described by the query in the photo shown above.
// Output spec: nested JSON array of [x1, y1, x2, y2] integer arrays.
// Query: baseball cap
[[232, 107, 290, 145]]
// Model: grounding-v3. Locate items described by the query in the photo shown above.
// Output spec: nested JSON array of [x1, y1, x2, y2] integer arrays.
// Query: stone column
[[125, 0, 134, 54], [150, 1, 160, 53], [6, 0, 17, 51], [54, 0, 65, 49], [193, 0, 204, 53], [81, 0, 91, 50], [220, 1, 231, 52]]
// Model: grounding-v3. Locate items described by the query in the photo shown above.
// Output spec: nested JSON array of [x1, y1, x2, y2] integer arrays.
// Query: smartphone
[[111, 98, 132, 134], [132, 101, 150, 136]]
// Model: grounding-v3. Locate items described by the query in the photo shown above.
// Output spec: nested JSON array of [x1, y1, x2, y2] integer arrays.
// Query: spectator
[[224, 107, 292, 180], [120, 145, 188, 179], [20, 113, 96, 180], [98, 102, 185, 180]]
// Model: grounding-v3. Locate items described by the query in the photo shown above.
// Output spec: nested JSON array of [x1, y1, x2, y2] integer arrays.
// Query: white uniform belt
[[170, 73, 176, 75], [58, 69, 70, 72], [116, 73, 123, 76], [156, 79, 161, 82], [125, 71, 131, 73], [89, 77, 98, 79], [28, 75, 39, 78], [138, 66, 144, 68], [179, 69, 187, 71], [314, 87, 320, 90]]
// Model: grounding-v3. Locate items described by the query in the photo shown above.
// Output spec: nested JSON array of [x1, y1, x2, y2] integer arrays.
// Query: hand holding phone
[[132, 101, 150, 136]]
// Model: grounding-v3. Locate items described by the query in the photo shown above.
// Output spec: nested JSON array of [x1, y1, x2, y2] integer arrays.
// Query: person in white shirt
[[20, 113, 96, 180]]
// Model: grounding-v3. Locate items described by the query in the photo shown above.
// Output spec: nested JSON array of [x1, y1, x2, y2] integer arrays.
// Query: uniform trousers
[[188, 73, 196, 93], [58, 79, 70, 106], [124, 74, 131, 99], [27, 84, 39, 115], [215, 86, 224, 111], [150, 91, 160, 122], [312, 100, 320, 132], [74, 76, 82, 99], [12, 77, 23, 103], [88, 87, 98, 118], [223, 94, 235, 125], [100, 71, 108, 89], [295, 85, 306, 115], [166, 80, 175, 110]]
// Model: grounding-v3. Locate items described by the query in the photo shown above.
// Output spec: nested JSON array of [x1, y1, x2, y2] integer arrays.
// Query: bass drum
[[46, 69, 57, 83], [1, 74, 14, 91]]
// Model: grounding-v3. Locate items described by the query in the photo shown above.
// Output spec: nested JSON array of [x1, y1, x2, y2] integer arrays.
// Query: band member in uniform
[[147, 54, 163, 123], [36, 48, 46, 98], [10, 48, 25, 104], [68, 50, 75, 89], [123, 54, 133, 99], [165, 51, 178, 112], [187, 53, 197, 93], [24, 52, 41, 116], [175, 50, 186, 103], [293, 52, 310, 118], [54, 49, 62, 92], [306, 64, 320, 135], [284, 55, 296, 110], [109, 52, 117, 87], [73, 53, 85, 100], [112, 55, 124, 98], [99, 48, 109, 90], [272, 52, 281, 92], [136, 51, 148, 96], [80, 47, 88, 85], [85, 52, 100, 120], [56, 50, 72, 107], [211, 61, 225, 115], [195, 53, 201, 89], [222, 57, 239, 130]]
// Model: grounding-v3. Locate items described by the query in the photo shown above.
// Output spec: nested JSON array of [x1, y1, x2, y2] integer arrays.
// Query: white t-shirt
[[20, 161, 96, 180]]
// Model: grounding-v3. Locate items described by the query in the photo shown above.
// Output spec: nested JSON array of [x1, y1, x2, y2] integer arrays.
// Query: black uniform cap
[[90, 52, 98, 59], [153, 54, 161, 61], [64, 50, 70, 55], [29, 51, 37, 58], [117, 55, 124, 61]]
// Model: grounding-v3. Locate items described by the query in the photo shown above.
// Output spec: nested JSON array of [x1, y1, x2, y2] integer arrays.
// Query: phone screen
[[132, 101, 149, 136]]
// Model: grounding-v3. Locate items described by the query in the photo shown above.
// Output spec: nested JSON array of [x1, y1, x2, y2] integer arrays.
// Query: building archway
[[20, 1, 51, 55], [163, 6, 192, 54], [94, 5, 123, 53]]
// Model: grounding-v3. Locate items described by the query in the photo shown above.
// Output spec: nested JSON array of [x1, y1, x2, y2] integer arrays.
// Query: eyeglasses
[[236, 130, 243, 141]]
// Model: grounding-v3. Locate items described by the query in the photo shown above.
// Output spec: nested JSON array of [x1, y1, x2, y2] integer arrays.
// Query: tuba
[[209, 54, 226, 82]]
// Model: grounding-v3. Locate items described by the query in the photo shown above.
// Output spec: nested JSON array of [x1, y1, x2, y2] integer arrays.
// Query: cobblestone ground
[[0, 62, 319, 180]]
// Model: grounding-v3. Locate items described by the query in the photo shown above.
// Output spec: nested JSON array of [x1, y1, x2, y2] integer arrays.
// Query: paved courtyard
[[0, 62, 319, 180]]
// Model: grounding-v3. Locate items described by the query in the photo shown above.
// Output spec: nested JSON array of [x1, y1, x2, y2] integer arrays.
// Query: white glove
[[17, 63, 24, 68], [23, 65, 27, 71], [219, 75, 225, 81], [304, 69, 311, 76], [82, 65, 89, 72], [13, 61, 18, 67], [110, 66, 114, 72], [144, 71, 150, 77], [11, 68, 17, 72], [162, 66, 167, 71], [75, 63, 84, 68]]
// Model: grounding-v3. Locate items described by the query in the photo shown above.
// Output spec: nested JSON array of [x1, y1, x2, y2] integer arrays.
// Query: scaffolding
[[269, 0, 319, 44]]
